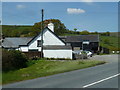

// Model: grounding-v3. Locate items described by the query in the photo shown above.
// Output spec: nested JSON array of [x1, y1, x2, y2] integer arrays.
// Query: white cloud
[[81, 0, 94, 5], [67, 8, 85, 14], [81, 0, 93, 2], [16, 5, 25, 9]]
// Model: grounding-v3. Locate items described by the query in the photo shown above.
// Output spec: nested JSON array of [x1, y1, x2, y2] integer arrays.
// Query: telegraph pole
[[41, 9, 44, 58]]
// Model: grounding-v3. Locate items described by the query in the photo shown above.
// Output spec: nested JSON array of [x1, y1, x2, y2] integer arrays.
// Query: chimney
[[48, 23, 54, 32]]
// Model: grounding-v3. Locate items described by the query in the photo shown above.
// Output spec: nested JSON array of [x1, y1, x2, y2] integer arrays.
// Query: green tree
[[74, 28, 77, 32], [81, 30, 90, 35], [106, 31, 110, 36], [100, 31, 110, 36], [33, 19, 68, 35]]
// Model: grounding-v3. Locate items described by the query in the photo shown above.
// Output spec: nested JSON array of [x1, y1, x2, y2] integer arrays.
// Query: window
[[37, 40, 42, 47]]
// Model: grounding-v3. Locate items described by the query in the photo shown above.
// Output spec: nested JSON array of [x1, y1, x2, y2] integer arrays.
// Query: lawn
[[2, 60, 105, 84]]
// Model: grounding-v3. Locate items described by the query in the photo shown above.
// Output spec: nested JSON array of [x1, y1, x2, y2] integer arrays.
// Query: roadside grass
[[0, 74, 1, 85], [2, 60, 105, 84]]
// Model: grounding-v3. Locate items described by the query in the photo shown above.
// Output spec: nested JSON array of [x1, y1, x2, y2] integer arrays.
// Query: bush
[[2, 49, 28, 72]]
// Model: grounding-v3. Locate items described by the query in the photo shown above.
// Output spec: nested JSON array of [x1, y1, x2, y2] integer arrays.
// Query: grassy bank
[[3, 60, 105, 84]]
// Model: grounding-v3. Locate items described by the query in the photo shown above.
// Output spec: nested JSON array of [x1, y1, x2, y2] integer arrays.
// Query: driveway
[[2, 54, 119, 88], [90, 54, 118, 63]]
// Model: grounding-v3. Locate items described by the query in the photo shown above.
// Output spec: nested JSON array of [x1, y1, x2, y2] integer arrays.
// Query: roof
[[2, 27, 66, 48], [60, 35, 99, 42], [2, 37, 32, 48], [43, 45, 72, 50]]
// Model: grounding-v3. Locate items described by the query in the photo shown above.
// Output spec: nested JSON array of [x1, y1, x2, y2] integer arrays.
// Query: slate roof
[[2, 37, 33, 48], [59, 35, 99, 42], [2, 27, 67, 48], [43, 45, 72, 50]]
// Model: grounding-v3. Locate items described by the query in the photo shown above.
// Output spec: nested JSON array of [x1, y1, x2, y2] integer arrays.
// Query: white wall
[[19, 46, 28, 52], [28, 34, 41, 50], [43, 29, 65, 45], [43, 49, 72, 59]]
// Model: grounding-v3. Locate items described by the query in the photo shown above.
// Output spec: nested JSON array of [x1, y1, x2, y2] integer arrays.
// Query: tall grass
[[2, 60, 105, 84]]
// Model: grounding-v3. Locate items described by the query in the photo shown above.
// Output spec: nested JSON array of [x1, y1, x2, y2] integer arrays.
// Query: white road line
[[83, 73, 120, 88]]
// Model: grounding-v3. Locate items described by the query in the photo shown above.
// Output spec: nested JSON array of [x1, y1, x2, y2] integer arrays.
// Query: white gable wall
[[28, 28, 65, 51], [43, 29, 65, 45], [28, 34, 41, 50]]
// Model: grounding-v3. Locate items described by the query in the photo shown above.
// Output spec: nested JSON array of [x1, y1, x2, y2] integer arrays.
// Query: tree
[[106, 31, 110, 36], [81, 30, 90, 35], [74, 28, 77, 32], [100, 31, 110, 36], [33, 19, 68, 35], [91, 31, 98, 34]]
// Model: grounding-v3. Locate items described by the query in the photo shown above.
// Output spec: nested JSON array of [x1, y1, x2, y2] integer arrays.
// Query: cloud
[[81, 0, 93, 2], [67, 8, 85, 14], [16, 5, 25, 9], [81, 0, 94, 5]]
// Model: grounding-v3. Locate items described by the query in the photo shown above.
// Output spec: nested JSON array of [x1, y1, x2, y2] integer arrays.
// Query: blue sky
[[2, 2, 118, 32]]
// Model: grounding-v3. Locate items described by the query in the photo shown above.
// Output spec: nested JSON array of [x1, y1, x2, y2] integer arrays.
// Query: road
[[2, 54, 119, 88]]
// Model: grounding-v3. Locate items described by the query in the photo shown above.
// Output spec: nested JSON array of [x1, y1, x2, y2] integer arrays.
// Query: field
[[100, 36, 120, 51], [2, 60, 105, 84]]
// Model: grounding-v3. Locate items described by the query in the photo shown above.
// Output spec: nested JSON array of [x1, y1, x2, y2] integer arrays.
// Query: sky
[[2, 2, 118, 32]]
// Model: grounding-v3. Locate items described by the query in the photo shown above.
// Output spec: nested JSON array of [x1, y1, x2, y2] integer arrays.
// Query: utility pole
[[82, 42, 83, 60], [41, 9, 44, 58]]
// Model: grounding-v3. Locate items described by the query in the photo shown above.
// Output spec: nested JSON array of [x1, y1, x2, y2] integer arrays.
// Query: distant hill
[[2, 25, 34, 37], [2, 19, 68, 37]]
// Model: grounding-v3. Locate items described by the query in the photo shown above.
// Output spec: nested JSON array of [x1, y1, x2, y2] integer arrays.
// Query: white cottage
[[2, 23, 73, 59]]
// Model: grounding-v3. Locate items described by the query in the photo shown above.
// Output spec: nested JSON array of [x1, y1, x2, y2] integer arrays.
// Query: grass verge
[[2, 60, 105, 84]]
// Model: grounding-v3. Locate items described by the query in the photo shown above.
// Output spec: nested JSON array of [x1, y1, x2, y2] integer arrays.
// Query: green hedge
[[2, 49, 28, 72]]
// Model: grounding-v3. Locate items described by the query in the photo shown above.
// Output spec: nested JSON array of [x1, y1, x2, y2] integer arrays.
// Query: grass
[[0, 72, 2, 85], [2, 60, 105, 84], [100, 36, 120, 50]]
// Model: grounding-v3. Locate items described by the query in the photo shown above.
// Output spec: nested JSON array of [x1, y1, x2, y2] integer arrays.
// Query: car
[[84, 50, 93, 57], [72, 50, 82, 55], [73, 50, 93, 57]]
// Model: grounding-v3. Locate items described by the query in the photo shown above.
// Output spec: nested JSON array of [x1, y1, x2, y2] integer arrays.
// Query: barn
[[60, 35, 99, 53]]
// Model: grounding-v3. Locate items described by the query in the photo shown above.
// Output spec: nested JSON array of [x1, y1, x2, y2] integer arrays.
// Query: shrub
[[2, 49, 28, 72]]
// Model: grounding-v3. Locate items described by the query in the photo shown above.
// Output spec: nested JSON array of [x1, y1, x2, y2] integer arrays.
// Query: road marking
[[83, 73, 120, 88]]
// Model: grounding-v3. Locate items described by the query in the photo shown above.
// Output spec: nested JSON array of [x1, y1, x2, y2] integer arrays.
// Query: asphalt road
[[2, 54, 119, 88]]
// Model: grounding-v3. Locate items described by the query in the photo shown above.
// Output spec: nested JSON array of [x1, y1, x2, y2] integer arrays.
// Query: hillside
[[2, 25, 34, 37], [100, 36, 120, 51], [2, 19, 68, 37]]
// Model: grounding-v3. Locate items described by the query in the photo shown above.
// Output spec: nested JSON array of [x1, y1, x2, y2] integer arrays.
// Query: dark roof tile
[[2, 37, 32, 48], [62, 35, 99, 42]]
